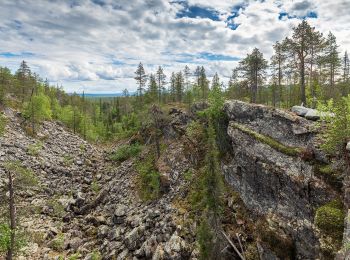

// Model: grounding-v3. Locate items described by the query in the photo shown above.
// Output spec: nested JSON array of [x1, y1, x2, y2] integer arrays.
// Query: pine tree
[[169, 72, 176, 102], [199, 66, 209, 99], [156, 66, 166, 103], [134, 62, 147, 104], [15, 61, 31, 102], [271, 41, 287, 106], [283, 20, 324, 105], [323, 32, 341, 90], [175, 71, 184, 102], [148, 73, 158, 103], [183, 65, 191, 91], [237, 48, 268, 103]]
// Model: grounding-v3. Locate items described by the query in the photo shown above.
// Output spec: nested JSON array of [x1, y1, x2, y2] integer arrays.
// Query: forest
[[0, 20, 349, 143]]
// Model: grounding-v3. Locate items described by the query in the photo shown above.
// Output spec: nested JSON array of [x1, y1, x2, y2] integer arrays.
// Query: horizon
[[1, 0, 350, 93]]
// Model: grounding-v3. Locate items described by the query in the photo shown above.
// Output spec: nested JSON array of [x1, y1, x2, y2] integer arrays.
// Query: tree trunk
[[7, 171, 15, 260], [300, 57, 306, 105]]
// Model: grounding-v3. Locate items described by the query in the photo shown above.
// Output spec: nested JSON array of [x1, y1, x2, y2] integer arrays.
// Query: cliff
[[223, 100, 346, 259]]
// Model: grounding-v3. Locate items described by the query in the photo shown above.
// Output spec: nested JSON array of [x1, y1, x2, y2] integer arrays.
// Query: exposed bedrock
[[222, 100, 342, 259]]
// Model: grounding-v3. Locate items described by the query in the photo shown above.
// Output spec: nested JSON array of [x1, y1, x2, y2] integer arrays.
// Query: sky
[[0, 0, 350, 93]]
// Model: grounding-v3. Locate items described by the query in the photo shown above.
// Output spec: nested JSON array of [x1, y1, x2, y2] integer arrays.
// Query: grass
[[50, 233, 65, 252], [91, 179, 100, 194], [27, 141, 43, 156], [62, 154, 74, 166], [110, 143, 142, 163], [232, 123, 302, 156]]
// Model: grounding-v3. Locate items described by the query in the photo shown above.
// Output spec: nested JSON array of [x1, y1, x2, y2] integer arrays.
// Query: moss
[[232, 123, 302, 156], [315, 200, 344, 238], [315, 199, 345, 257], [315, 164, 342, 191]]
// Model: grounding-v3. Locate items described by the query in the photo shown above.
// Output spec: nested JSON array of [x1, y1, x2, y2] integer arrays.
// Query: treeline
[[0, 20, 349, 142], [135, 21, 350, 109]]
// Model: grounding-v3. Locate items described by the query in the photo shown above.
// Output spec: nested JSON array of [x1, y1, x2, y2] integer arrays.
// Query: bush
[[110, 143, 142, 163], [0, 223, 27, 256], [197, 217, 214, 260], [0, 113, 6, 136], [136, 153, 160, 201]]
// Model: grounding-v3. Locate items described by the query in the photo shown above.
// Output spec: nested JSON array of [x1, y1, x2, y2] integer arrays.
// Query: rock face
[[223, 100, 341, 259]]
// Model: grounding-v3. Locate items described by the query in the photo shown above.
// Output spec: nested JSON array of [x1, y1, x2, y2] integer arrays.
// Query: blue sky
[[0, 0, 349, 93]]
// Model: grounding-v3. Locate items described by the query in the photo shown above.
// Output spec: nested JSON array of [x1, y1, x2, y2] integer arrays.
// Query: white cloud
[[0, 0, 349, 93]]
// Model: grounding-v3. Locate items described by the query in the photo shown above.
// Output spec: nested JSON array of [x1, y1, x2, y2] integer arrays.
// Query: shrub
[[27, 141, 43, 156], [110, 143, 142, 163], [136, 153, 160, 201], [91, 180, 100, 194], [0, 113, 6, 136], [0, 223, 27, 255], [197, 217, 214, 260]]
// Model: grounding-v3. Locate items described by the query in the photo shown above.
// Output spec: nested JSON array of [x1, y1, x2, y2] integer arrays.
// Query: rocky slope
[[0, 108, 197, 259]]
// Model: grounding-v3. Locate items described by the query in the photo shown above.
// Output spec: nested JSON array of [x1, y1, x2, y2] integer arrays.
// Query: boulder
[[304, 109, 320, 121], [291, 105, 309, 116], [124, 225, 145, 250]]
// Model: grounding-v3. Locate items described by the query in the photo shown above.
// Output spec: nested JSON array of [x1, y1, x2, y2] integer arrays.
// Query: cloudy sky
[[0, 0, 349, 93]]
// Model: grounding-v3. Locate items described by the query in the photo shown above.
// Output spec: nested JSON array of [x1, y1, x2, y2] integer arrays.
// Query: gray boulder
[[291, 105, 309, 116]]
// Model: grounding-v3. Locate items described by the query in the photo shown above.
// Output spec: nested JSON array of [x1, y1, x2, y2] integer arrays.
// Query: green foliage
[[50, 233, 65, 252], [197, 217, 214, 260], [232, 122, 302, 156], [23, 92, 52, 122], [90, 250, 102, 260], [110, 143, 143, 163], [69, 252, 81, 260], [0, 113, 6, 136], [47, 198, 65, 218], [27, 141, 43, 156], [136, 153, 160, 201], [317, 96, 350, 154], [315, 164, 342, 190], [0, 223, 27, 256], [184, 169, 193, 181], [62, 154, 74, 166], [202, 122, 223, 214], [0, 223, 11, 254], [4, 161, 38, 187], [91, 179, 100, 194]]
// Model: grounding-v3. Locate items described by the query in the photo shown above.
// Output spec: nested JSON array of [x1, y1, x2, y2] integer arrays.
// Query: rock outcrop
[[223, 100, 344, 259]]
